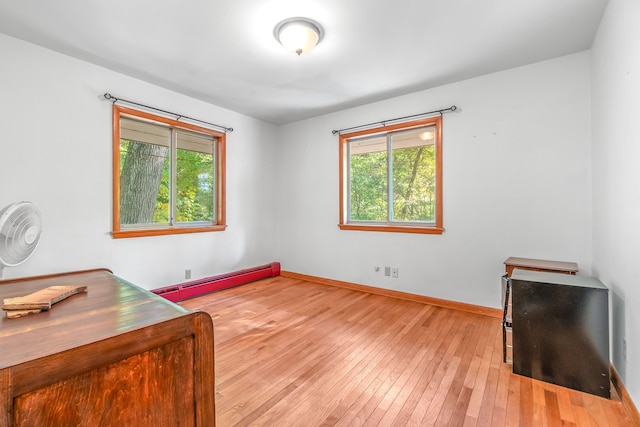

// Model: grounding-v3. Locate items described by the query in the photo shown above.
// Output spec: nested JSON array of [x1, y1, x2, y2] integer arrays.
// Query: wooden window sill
[[112, 225, 227, 239], [338, 224, 444, 235]]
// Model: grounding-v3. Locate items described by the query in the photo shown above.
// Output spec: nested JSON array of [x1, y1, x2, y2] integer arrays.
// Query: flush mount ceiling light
[[274, 17, 324, 56]]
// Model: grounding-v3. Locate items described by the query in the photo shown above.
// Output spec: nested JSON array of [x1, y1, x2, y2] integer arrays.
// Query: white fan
[[0, 201, 42, 280]]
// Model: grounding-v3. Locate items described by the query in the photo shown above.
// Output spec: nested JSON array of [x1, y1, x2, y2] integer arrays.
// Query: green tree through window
[[112, 105, 226, 238], [339, 117, 443, 234]]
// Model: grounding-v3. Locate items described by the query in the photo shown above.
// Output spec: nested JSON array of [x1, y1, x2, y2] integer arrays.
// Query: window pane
[[119, 119, 171, 227], [349, 136, 388, 221], [113, 106, 227, 238], [391, 127, 436, 222], [176, 131, 215, 223]]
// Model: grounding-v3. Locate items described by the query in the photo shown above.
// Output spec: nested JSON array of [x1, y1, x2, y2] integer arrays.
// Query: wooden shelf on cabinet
[[504, 256, 578, 276]]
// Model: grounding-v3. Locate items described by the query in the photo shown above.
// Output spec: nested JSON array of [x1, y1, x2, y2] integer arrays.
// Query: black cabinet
[[509, 269, 610, 398]]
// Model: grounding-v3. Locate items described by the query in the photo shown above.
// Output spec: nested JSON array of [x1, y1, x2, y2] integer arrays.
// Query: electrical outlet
[[623, 339, 627, 360], [185, 269, 191, 280], [391, 267, 399, 278]]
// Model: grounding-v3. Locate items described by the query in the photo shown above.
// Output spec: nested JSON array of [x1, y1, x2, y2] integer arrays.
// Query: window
[[112, 105, 226, 238], [339, 116, 443, 234]]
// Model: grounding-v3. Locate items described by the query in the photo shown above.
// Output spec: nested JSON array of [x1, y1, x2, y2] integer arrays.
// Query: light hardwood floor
[[180, 276, 634, 427]]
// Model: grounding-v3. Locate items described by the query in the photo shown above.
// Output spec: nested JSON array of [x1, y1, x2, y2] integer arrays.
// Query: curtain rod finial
[[103, 93, 117, 103]]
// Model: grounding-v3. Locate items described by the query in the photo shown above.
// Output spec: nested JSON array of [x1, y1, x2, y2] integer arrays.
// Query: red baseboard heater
[[151, 262, 281, 303]]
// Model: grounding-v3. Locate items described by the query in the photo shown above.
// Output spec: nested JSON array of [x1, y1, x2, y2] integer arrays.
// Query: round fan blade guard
[[0, 202, 42, 276]]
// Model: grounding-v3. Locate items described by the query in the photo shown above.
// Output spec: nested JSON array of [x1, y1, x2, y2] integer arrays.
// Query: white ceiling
[[0, 0, 608, 125]]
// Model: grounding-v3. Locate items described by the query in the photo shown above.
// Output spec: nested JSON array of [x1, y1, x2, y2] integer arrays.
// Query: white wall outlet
[[384, 267, 391, 276], [185, 269, 192, 280], [391, 267, 399, 278], [623, 338, 627, 360]]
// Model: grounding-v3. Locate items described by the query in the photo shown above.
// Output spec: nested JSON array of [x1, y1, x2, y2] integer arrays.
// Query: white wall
[[277, 52, 592, 310], [0, 33, 279, 289], [591, 0, 640, 405]]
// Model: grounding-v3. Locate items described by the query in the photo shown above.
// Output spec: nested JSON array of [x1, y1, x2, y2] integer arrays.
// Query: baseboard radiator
[[151, 262, 281, 302]]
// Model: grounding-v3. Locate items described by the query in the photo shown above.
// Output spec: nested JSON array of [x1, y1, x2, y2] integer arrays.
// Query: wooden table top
[[0, 269, 190, 369], [504, 257, 578, 273]]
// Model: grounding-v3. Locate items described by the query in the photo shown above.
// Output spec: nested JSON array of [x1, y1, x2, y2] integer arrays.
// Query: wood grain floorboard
[[180, 276, 635, 427]]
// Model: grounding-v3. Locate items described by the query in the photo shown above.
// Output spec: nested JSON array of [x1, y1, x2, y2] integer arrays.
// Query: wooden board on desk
[[504, 256, 578, 276]]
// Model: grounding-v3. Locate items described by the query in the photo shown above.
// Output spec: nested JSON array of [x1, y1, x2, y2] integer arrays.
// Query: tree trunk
[[120, 142, 168, 225]]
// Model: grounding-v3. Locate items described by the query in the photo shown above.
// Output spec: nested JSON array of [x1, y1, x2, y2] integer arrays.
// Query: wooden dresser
[[0, 269, 215, 426]]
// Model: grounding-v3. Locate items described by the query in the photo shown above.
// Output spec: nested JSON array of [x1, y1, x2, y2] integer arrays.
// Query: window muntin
[[113, 105, 226, 238], [340, 117, 443, 234]]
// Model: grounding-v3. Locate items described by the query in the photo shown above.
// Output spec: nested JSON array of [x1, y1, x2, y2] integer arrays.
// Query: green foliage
[[175, 149, 214, 222], [119, 140, 128, 171], [350, 151, 388, 221], [392, 145, 436, 222], [349, 144, 436, 223], [153, 156, 170, 223]]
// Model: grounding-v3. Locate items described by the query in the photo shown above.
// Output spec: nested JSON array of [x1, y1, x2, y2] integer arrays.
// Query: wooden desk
[[0, 269, 215, 426], [504, 257, 578, 276]]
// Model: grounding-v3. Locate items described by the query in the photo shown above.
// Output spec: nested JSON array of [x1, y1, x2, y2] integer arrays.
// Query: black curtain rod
[[103, 93, 234, 133], [331, 105, 457, 135]]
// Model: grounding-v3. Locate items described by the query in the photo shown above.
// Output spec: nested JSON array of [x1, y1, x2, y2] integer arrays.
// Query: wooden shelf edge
[[280, 270, 502, 319], [611, 364, 640, 427], [0, 268, 113, 285]]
